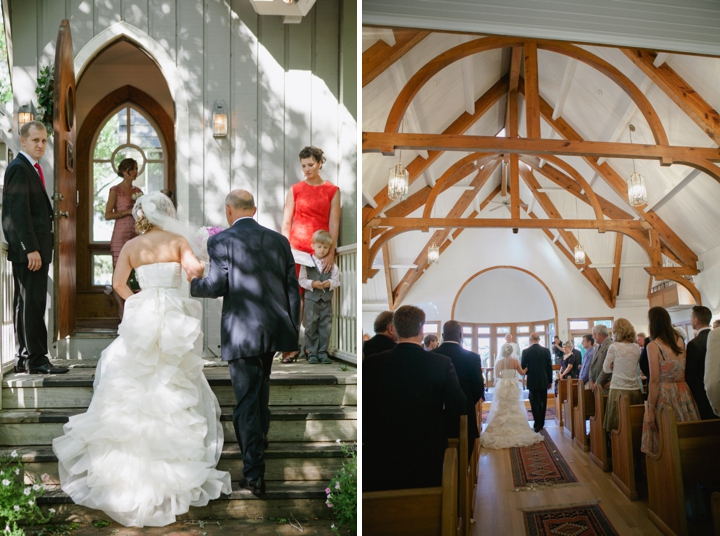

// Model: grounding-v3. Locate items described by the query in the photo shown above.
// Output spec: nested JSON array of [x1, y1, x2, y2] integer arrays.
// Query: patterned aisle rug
[[510, 429, 578, 490], [522, 501, 619, 536]]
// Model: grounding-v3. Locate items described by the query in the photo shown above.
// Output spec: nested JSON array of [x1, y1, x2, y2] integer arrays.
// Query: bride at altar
[[52, 192, 232, 527], [481, 343, 545, 449]]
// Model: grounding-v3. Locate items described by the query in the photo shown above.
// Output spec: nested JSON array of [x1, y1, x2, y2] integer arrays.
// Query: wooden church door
[[53, 20, 77, 339]]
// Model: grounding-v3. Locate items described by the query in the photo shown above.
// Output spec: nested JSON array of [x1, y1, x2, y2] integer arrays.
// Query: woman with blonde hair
[[602, 318, 644, 431]]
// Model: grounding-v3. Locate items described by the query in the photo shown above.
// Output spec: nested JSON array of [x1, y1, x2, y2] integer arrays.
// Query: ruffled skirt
[[481, 378, 544, 449], [52, 288, 232, 527]]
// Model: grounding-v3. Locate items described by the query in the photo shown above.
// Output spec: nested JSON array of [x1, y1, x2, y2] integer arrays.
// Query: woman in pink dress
[[105, 158, 143, 318], [641, 306, 700, 455], [281, 146, 340, 362]]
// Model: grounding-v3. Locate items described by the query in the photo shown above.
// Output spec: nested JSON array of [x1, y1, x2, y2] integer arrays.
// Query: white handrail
[[329, 244, 357, 364]]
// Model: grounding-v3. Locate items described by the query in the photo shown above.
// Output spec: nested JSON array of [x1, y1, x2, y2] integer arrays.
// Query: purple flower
[[325, 487, 331, 495], [207, 226, 224, 236], [327, 502, 333, 508]]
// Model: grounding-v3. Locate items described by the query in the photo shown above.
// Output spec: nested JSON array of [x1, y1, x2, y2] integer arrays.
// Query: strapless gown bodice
[[498, 369, 518, 380], [135, 262, 182, 290]]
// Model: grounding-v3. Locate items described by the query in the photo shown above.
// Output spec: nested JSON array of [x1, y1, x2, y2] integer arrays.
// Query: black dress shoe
[[239, 476, 266, 493], [13, 364, 26, 374], [29, 364, 69, 374]]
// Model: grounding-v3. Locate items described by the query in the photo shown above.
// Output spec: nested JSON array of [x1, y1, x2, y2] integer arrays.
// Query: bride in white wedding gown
[[52, 193, 232, 527], [481, 343, 544, 449]]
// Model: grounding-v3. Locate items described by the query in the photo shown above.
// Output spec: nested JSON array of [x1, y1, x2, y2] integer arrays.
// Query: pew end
[[563, 378, 579, 438], [363, 448, 459, 535], [589, 387, 611, 472], [573, 379, 594, 452], [610, 393, 645, 501]]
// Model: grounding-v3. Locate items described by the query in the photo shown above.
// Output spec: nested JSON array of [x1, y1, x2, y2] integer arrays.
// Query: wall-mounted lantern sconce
[[18, 102, 36, 125], [212, 100, 228, 137]]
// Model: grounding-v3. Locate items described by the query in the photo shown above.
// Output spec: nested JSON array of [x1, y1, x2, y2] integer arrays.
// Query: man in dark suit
[[521, 333, 552, 433], [686, 306, 714, 420], [364, 305, 466, 492], [190, 189, 300, 493], [362, 310, 396, 358], [432, 320, 484, 450], [1, 122, 66, 375]]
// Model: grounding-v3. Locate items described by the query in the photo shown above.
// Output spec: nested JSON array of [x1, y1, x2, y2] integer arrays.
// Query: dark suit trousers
[[228, 353, 273, 481], [12, 262, 50, 371], [259, 352, 273, 436], [529, 389, 548, 431]]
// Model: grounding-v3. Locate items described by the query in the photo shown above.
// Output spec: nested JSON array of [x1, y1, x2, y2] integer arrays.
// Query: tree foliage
[[0, 13, 12, 104]]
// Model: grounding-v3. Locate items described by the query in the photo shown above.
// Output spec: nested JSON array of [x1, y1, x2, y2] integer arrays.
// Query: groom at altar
[[190, 189, 300, 493]]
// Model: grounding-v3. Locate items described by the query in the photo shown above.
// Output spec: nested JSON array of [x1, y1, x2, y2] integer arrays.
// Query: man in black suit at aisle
[[432, 320, 484, 450], [362, 310, 396, 358], [686, 305, 715, 420], [363, 305, 466, 492], [1, 121, 67, 375], [190, 189, 300, 493], [521, 333, 552, 433]]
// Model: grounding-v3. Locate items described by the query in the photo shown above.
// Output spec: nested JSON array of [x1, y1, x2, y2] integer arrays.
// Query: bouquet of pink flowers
[[194, 226, 225, 258]]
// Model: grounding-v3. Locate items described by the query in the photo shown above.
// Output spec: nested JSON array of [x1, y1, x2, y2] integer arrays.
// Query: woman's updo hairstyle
[[117, 158, 138, 178], [134, 210, 155, 235], [501, 343, 515, 358], [298, 146, 326, 167]]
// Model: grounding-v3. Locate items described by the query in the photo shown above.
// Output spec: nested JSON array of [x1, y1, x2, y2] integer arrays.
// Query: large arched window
[[91, 105, 167, 243], [89, 106, 166, 285]]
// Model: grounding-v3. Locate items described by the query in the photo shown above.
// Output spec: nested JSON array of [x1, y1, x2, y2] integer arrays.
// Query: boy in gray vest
[[298, 230, 341, 364]]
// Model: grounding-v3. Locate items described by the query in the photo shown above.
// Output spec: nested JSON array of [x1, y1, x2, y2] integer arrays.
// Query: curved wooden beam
[[422, 153, 497, 219], [385, 36, 668, 148], [667, 276, 702, 305], [366, 227, 416, 278]]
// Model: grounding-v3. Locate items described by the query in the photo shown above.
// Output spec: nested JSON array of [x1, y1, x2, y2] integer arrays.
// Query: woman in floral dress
[[641, 306, 700, 455], [105, 158, 143, 318]]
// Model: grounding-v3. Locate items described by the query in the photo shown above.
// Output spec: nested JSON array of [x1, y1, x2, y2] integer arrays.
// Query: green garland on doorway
[[35, 65, 54, 135]]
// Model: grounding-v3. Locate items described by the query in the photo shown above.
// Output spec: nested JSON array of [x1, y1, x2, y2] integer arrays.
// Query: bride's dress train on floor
[[481, 356, 544, 450], [52, 262, 232, 527]]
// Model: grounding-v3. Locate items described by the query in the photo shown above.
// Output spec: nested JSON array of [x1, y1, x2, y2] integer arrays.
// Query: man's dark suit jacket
[[191, 218, 300, 360], [1, 154, 53, 264], [521, 343, 553, 391], [686, 329, 715, 420], [363, 334, 395, 358], [363, 342, 466, 492], [432, 342, 484, 445]]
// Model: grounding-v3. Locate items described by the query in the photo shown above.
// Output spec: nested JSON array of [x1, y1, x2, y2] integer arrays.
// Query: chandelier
[[427, 242, 440, 265], [388, 121, 409, 201], [574, 197, 585, 264], [627, 125, 647, 206]]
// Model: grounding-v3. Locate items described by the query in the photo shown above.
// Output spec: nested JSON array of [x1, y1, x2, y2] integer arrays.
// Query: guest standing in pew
[[685, 306, 715, 420], [705, 327, 720, 417], [555, 340, 579, 394], [363, 305, 466, 492], [363, 311, 397, 358], [588, 324, 612, 393], [641, 306, 700, 455], [432, 320, 485, 451], [602, 318, 643, 432], [579, 334, 595, 385], [423, 334, 439, 351]]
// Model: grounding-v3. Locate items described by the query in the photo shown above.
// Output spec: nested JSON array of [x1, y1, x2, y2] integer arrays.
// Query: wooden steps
[[0, 359, 356, 521]]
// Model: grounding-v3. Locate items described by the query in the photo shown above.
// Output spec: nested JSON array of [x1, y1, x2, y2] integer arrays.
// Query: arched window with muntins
[[91, 105, 167, 243]]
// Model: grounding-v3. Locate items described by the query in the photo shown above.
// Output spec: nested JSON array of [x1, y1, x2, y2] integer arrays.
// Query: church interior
[[361, 3, 720, 534]]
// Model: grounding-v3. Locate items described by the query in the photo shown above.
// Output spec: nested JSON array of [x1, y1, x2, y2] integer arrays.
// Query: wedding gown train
[[480, 358, 544, 449], [52, 262, 232, 527]]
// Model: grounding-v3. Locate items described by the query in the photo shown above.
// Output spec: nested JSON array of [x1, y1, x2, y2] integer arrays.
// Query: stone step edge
[[38, 481, 327, 504], [0, 406, 357, 424], [4, 374, 357, 388], [1, 442, 351, 463]]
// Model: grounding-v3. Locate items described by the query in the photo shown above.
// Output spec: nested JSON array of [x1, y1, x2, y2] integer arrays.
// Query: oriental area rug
[[522, 502, 619, 536], [510, 430, 578, 489]]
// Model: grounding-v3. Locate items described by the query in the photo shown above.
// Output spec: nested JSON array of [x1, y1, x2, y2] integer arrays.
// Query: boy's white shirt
[[298, 254, 341, 292]]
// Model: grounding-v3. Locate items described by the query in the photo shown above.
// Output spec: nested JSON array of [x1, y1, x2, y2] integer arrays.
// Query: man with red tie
[[1, 121, 67, 374]]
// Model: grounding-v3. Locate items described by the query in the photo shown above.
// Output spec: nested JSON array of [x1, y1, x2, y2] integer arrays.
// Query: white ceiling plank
[[653, 52, 669, 67], [424, 166, 437, 188], [590, 262, 649, 268], [552, 58, 577, 120], [596, 76, 653, 165], [363, 188, 378, 208], [460, 36, 475, 115], [388, 62, 429, 159], [645, 168, 702, 212]]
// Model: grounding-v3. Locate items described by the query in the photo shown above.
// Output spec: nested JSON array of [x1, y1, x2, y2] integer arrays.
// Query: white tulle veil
[[485, 342, 526, 428], [132, 191, 209, 261]]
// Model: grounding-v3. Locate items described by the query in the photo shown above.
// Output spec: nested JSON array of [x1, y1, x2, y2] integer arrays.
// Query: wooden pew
[[646, 404, 720, 536], [475, 399, 483, 448], [447, 416, 469, 535], [555, 377, 568, 427], [589, 385, 611, 471], [713, 492, 720, 536], [471, 438, 479, 528], [563, 378, 579, 438], [363, 447, 459, 536], [610, 392, 644, 500], [573, 379, 595, 451]]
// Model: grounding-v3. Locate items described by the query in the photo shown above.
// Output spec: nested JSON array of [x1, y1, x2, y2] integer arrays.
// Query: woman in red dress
[[281, 146, 341, 362], [105, 158, 143, 318]]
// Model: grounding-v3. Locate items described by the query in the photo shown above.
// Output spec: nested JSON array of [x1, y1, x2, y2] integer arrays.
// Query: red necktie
[[34, 163, 46, 189]]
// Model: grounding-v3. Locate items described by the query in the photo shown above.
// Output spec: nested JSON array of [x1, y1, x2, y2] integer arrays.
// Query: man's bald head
[[225, 189, 257, 224]]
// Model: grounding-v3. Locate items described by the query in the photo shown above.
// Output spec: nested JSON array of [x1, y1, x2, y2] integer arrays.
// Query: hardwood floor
[[473, 420, 662, 535]]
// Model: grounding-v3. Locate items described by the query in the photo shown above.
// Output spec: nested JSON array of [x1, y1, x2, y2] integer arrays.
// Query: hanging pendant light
[[427, 242, 440, 265], [388, 120, 409, 201], [627, 125, 647, 206], [573, 196, 585, 264]]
